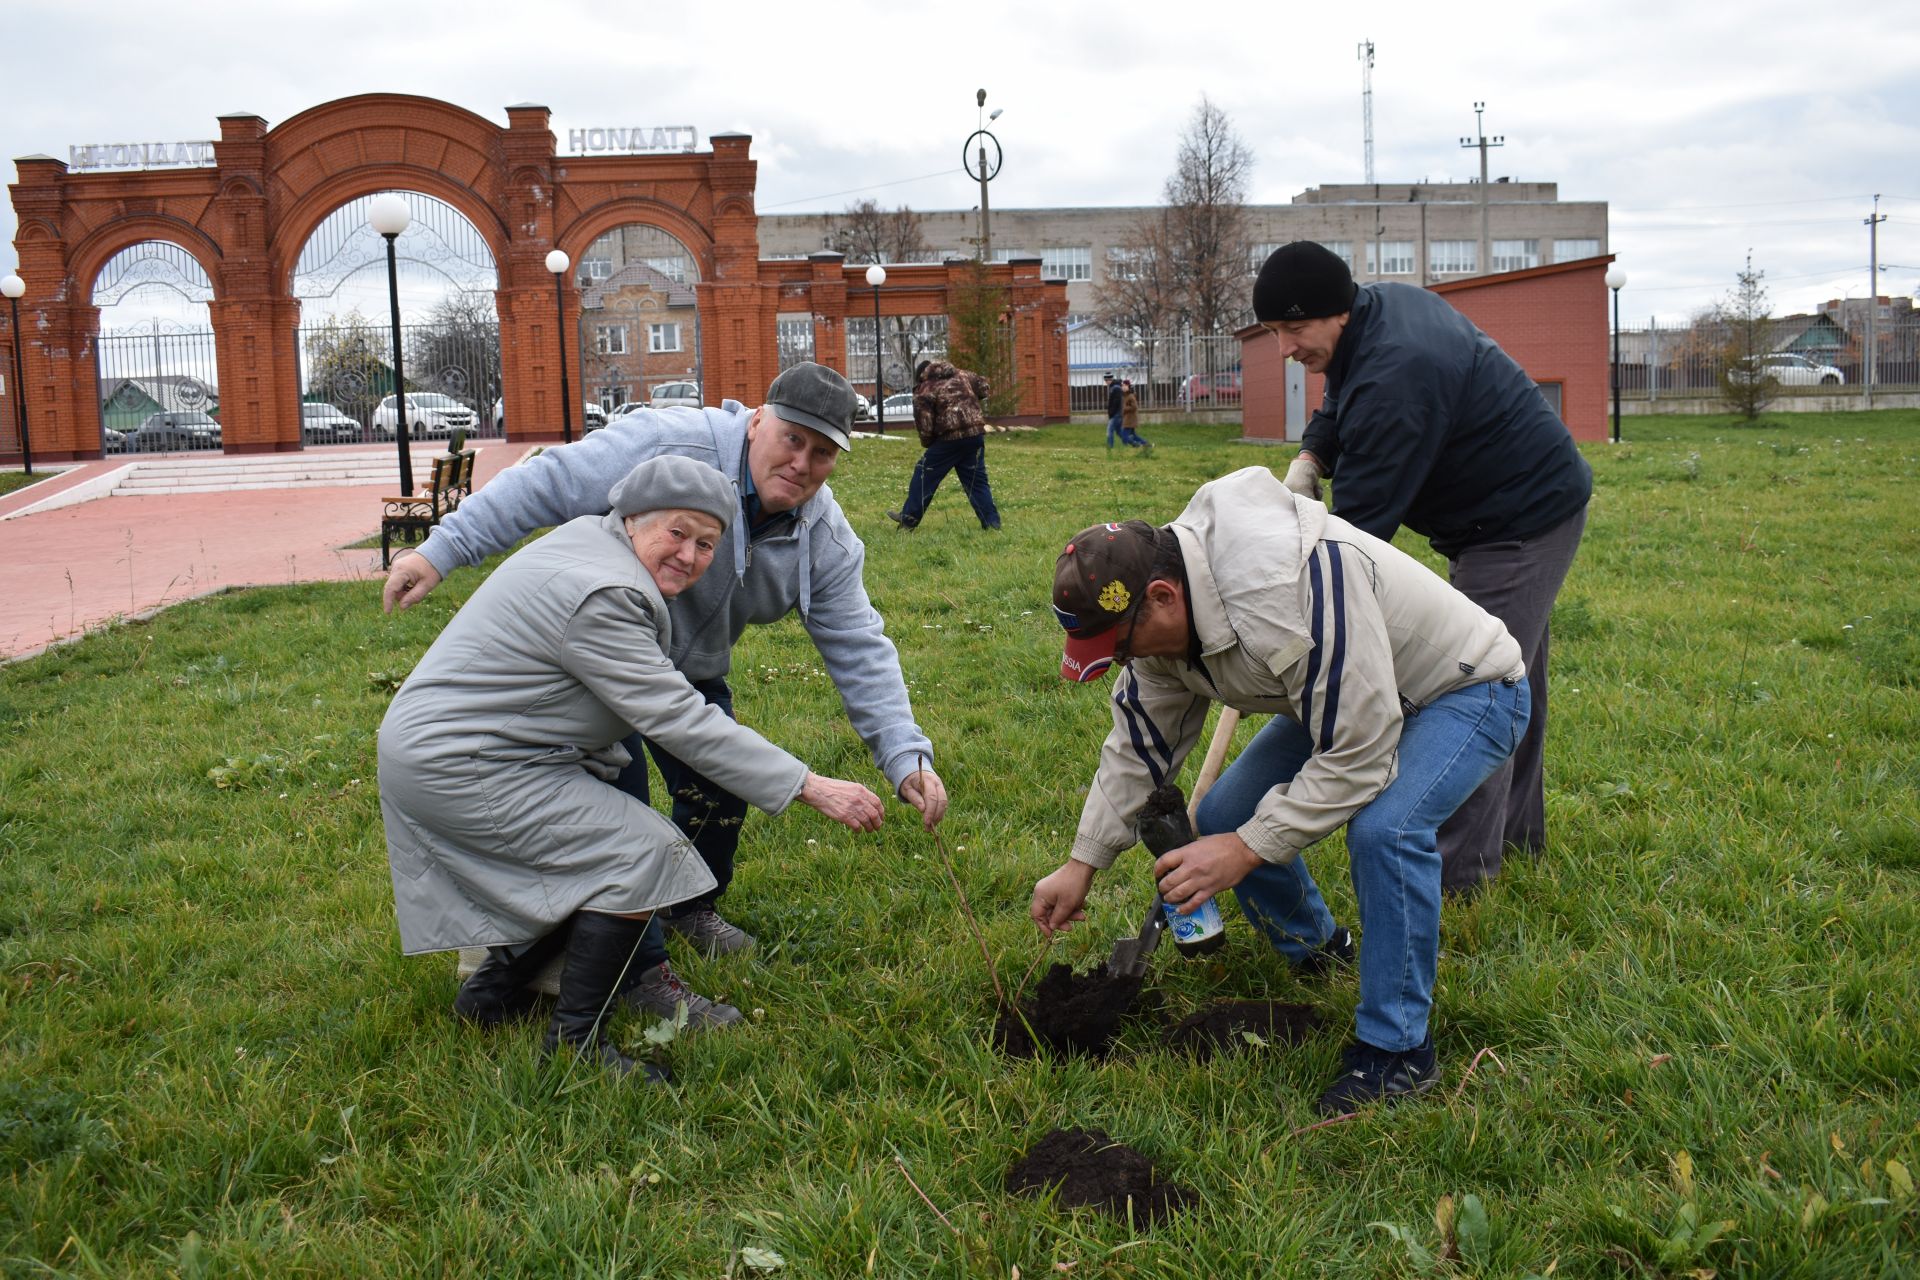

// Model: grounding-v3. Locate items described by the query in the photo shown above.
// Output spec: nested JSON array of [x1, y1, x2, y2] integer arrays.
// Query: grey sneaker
[[617, 962, 744, 1030], [663, 906, 757, 956]]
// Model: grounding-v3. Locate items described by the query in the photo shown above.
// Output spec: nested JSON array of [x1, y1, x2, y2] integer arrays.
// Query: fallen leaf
[[741, 1246, 785, 1272]]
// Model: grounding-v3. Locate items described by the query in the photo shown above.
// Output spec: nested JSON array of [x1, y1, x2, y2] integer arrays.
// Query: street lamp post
[[368, 194, 414, 494], [1, 275, 31, 475], [866, 264, 886, 433], [1605, 265, 1627, 444], [546, 250, 574, 444], [963, 90, 1003, 262]]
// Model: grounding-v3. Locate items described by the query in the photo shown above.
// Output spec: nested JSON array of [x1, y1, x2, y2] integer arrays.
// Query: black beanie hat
[[1253, 242, 1358, 322]]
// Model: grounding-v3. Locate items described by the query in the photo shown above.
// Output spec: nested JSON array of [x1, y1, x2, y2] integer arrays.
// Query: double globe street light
[[546, 249, 574, 445]]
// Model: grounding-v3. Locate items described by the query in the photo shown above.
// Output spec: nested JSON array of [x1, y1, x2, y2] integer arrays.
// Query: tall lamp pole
[[964, 90, 1004, 262], [866, 264, 886, 433], [546, 250, 574, 444], [368, 195, 414, 494], [1, 276, 30, 475], [1605, 264, 1627, 445]]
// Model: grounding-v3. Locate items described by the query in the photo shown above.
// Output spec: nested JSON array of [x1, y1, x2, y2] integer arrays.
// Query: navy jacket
[[1301, 283, 1592, 558]]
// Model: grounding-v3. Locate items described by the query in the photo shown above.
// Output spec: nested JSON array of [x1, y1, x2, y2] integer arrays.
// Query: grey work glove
[[1283, 454, 1324, 501]]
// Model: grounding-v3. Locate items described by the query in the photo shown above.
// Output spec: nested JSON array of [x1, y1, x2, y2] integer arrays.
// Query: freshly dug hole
[[1165, 999, 1324, 1059], [1005, 1127, 1191, 1223], [993, 963, 1145, 1058]]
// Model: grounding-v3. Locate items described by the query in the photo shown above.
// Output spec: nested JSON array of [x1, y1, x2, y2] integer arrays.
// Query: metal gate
[[96, 319, 223, 454], [297, 316, 502, 445]]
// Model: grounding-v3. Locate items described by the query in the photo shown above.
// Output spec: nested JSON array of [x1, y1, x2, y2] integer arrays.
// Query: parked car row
[[1730, 353, 1845, 387], [127, 411, 222, 452]]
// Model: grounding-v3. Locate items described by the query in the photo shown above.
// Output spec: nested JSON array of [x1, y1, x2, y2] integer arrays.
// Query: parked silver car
[[131, 411, 222, 452], [648, 381, 703, 410], [301, 401, 361, 444], [372, 393, 477, 440], [1732, 353, 1845, 387]]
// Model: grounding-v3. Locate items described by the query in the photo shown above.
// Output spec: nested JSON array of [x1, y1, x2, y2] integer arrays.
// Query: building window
[[593, 324, 628, 355], [1106, 246, 1145, 282], [991, 248, 1032, 263], [777, 315, 815, 370], [1554, 238, 1600, 262], [1042, 246, 1092, 281], [583, 257, 613, 280], [1248, 242, 1285, 273], [597, 386, 628, 410], [1317, 241, 1353, 269], [1367, 240, 1415, 275], [1491, 240, 1540, 272], [648, 323, 682, 353], [1429, 240, 1478, 274]]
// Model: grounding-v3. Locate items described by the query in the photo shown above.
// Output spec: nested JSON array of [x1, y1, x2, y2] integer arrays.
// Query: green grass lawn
[[0, 469, 48, 499], [3, 412, 1916, 1276]]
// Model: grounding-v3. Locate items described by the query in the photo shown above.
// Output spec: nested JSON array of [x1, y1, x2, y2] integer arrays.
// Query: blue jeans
[[1194, 678, 1530, 1051], [1106, 413, 1148, 449], [899, 435, 1000, 528], [614, 675, 750, 969]]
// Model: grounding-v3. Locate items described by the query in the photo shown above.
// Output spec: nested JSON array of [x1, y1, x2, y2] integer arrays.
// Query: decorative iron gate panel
[[297, 318, 502, 445], [96, 320, 223, 454]]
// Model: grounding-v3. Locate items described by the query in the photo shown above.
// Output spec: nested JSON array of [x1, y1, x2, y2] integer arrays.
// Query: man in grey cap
[[382, 363, 949, 1024]]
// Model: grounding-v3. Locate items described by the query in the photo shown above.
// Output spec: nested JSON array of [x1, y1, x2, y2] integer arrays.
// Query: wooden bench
[[381, 448, 476, 569]]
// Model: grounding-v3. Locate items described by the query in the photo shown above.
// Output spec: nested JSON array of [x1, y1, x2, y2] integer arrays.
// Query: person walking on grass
[[1030, 467, 1529, 1115], [886, 359, 1002, 531], [381, 363, 948, 1029], [1121, 378, 1151, 453], [1103, 371, 1150, 452], [379, 456, 884, 1081], [1254, 241, 1590, 895]]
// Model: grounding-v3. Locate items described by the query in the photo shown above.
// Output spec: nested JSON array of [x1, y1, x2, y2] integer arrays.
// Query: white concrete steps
[[109, 450, 443, 496]]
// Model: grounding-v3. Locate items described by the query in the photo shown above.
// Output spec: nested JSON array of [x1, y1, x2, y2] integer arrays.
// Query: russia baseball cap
[[1252, 241, 1358, 323], [765, 362, 858, 450], [1052, 519, 1159, 682]]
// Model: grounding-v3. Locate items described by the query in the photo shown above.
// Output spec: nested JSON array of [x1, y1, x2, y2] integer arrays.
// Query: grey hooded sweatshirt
[[413, 402, 933, 790]]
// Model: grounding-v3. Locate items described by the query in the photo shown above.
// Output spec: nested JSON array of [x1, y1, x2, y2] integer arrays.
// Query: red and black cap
[[1052, 519, 1158, 682]]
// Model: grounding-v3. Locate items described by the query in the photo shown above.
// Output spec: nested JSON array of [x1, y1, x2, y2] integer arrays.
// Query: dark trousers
[[613, 675, 750, 968], [1437, 504, 1589, 892], [899, 435, 1001, 528]]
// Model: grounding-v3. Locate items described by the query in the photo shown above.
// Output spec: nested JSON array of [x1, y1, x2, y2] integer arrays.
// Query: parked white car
[[489, 398, 606, 433], [608, 401, 649, 421], [648, 381, 703, 410], [1734, 353, 1845, 387], [881, 392, 915, 418], [373, 392, 478, 440], [301, 401, 361, 444]]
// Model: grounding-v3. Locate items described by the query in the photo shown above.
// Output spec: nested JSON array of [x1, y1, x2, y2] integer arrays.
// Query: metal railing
[[1610, 313, 1920, 401], [1066, 326, 1244, 413]]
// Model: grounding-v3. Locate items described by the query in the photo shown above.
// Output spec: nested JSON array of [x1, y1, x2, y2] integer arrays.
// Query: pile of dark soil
[[1005, 1127, 1192, 1223], [993, 963, 1145, 1058], [1165, 999, 1324, 1059]]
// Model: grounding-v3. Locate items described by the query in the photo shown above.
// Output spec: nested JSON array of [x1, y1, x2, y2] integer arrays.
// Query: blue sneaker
[[1314, 1036, 1438, 1116]]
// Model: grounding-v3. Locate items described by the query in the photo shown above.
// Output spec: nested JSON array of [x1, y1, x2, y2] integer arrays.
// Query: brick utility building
[[761, 181, 1608, 322], [1, 94, 1070, 463], [1239, 255, 1618, 444]]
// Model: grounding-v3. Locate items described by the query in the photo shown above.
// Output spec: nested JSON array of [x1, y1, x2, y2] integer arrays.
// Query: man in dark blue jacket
[[1252, 242, 1592, 893]]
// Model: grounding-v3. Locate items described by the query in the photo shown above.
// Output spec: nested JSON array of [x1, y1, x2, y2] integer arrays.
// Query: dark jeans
[[614, 675, 750, 968], [1437, 504, 1589, 892], [899, 435, 1001, 528], [1106, 413, 1149, 448]]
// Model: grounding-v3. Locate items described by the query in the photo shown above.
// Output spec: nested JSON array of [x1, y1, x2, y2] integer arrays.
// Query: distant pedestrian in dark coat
[[1121, 380, 1150, 452], [887, 359, 1002, 530]]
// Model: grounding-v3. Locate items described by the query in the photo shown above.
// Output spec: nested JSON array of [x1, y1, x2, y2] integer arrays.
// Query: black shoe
[[886, 510, 918, 530], [453, 928, 570, 1028], [1314, 1036, 1438, 1116], [1296, 926, 1355, 980], [542, 912, 671, 1083]]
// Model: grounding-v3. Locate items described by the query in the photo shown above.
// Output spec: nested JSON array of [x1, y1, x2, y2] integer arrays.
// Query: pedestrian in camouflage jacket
[[887, 360, 1002, 531]]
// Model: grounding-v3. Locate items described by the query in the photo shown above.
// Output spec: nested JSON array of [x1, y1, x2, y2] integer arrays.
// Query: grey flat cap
[[765, 361, 858, 450], [607, 454, 737, 531]]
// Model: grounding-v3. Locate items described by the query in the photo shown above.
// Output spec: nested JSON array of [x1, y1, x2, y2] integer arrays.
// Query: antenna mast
[[1358, 40, 1375, 183]]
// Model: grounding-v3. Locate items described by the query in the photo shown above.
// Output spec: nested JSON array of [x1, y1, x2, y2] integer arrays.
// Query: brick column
[[497, 104, 574, 442], [211, 114, 301, 453], [7, 155, 99, 460], [699, 133, 776, 406], [806, 251, 847, 376]]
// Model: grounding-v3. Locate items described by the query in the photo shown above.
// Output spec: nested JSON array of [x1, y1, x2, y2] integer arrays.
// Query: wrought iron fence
[[1610, 313, 1920, 401], [96, 320, 223, 453], [297, 318, 503, 444], [1066, 325, 1244, 413]]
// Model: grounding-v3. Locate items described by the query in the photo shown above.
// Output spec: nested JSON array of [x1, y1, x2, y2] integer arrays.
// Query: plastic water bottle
[[1135, 783, 1226, 957]]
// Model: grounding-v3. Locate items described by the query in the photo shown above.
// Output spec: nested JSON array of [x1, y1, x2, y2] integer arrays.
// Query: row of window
[[1251, 238, 1602, 277], [592, 323, 683, 355]]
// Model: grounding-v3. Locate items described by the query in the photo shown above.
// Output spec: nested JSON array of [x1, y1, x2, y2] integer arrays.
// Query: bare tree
[[1093, 209, 1182, 340], [408, 292, 503, 419], [829, 200, 929, 265], [1717, 251, 1777, 420], [1163, 96, 1254, 337]]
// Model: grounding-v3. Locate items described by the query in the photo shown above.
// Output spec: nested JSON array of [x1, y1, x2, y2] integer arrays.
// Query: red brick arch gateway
[[5, 93, 1068, 463]]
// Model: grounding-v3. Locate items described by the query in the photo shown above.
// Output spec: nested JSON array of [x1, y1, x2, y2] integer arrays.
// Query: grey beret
[[607, 454, 737, 531]]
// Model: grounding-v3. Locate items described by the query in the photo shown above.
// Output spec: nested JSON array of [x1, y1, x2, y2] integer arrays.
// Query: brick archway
[[5, 95, 751, 461]]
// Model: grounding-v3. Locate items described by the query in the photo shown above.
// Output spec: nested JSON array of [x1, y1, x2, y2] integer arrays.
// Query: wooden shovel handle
[[1187, 707, 1242, 820]]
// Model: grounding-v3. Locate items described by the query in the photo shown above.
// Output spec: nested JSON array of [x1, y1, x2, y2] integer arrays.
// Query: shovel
[[1106, 894, 1168, 979]]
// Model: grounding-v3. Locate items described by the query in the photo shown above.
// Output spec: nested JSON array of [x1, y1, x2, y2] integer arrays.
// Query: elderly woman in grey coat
[[378, 454, 883, 1081]]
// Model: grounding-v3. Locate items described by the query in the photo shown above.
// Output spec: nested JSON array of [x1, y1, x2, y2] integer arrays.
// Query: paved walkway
[[0, 442, 526, 662]]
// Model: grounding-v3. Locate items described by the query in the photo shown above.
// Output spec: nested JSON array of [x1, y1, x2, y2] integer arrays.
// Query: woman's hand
[[800, 772, 885, 833], [1030, 860, 1097, 936]]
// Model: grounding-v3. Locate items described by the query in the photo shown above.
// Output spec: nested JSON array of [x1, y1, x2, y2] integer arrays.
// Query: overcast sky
[[5, 0, 1916, 327]]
